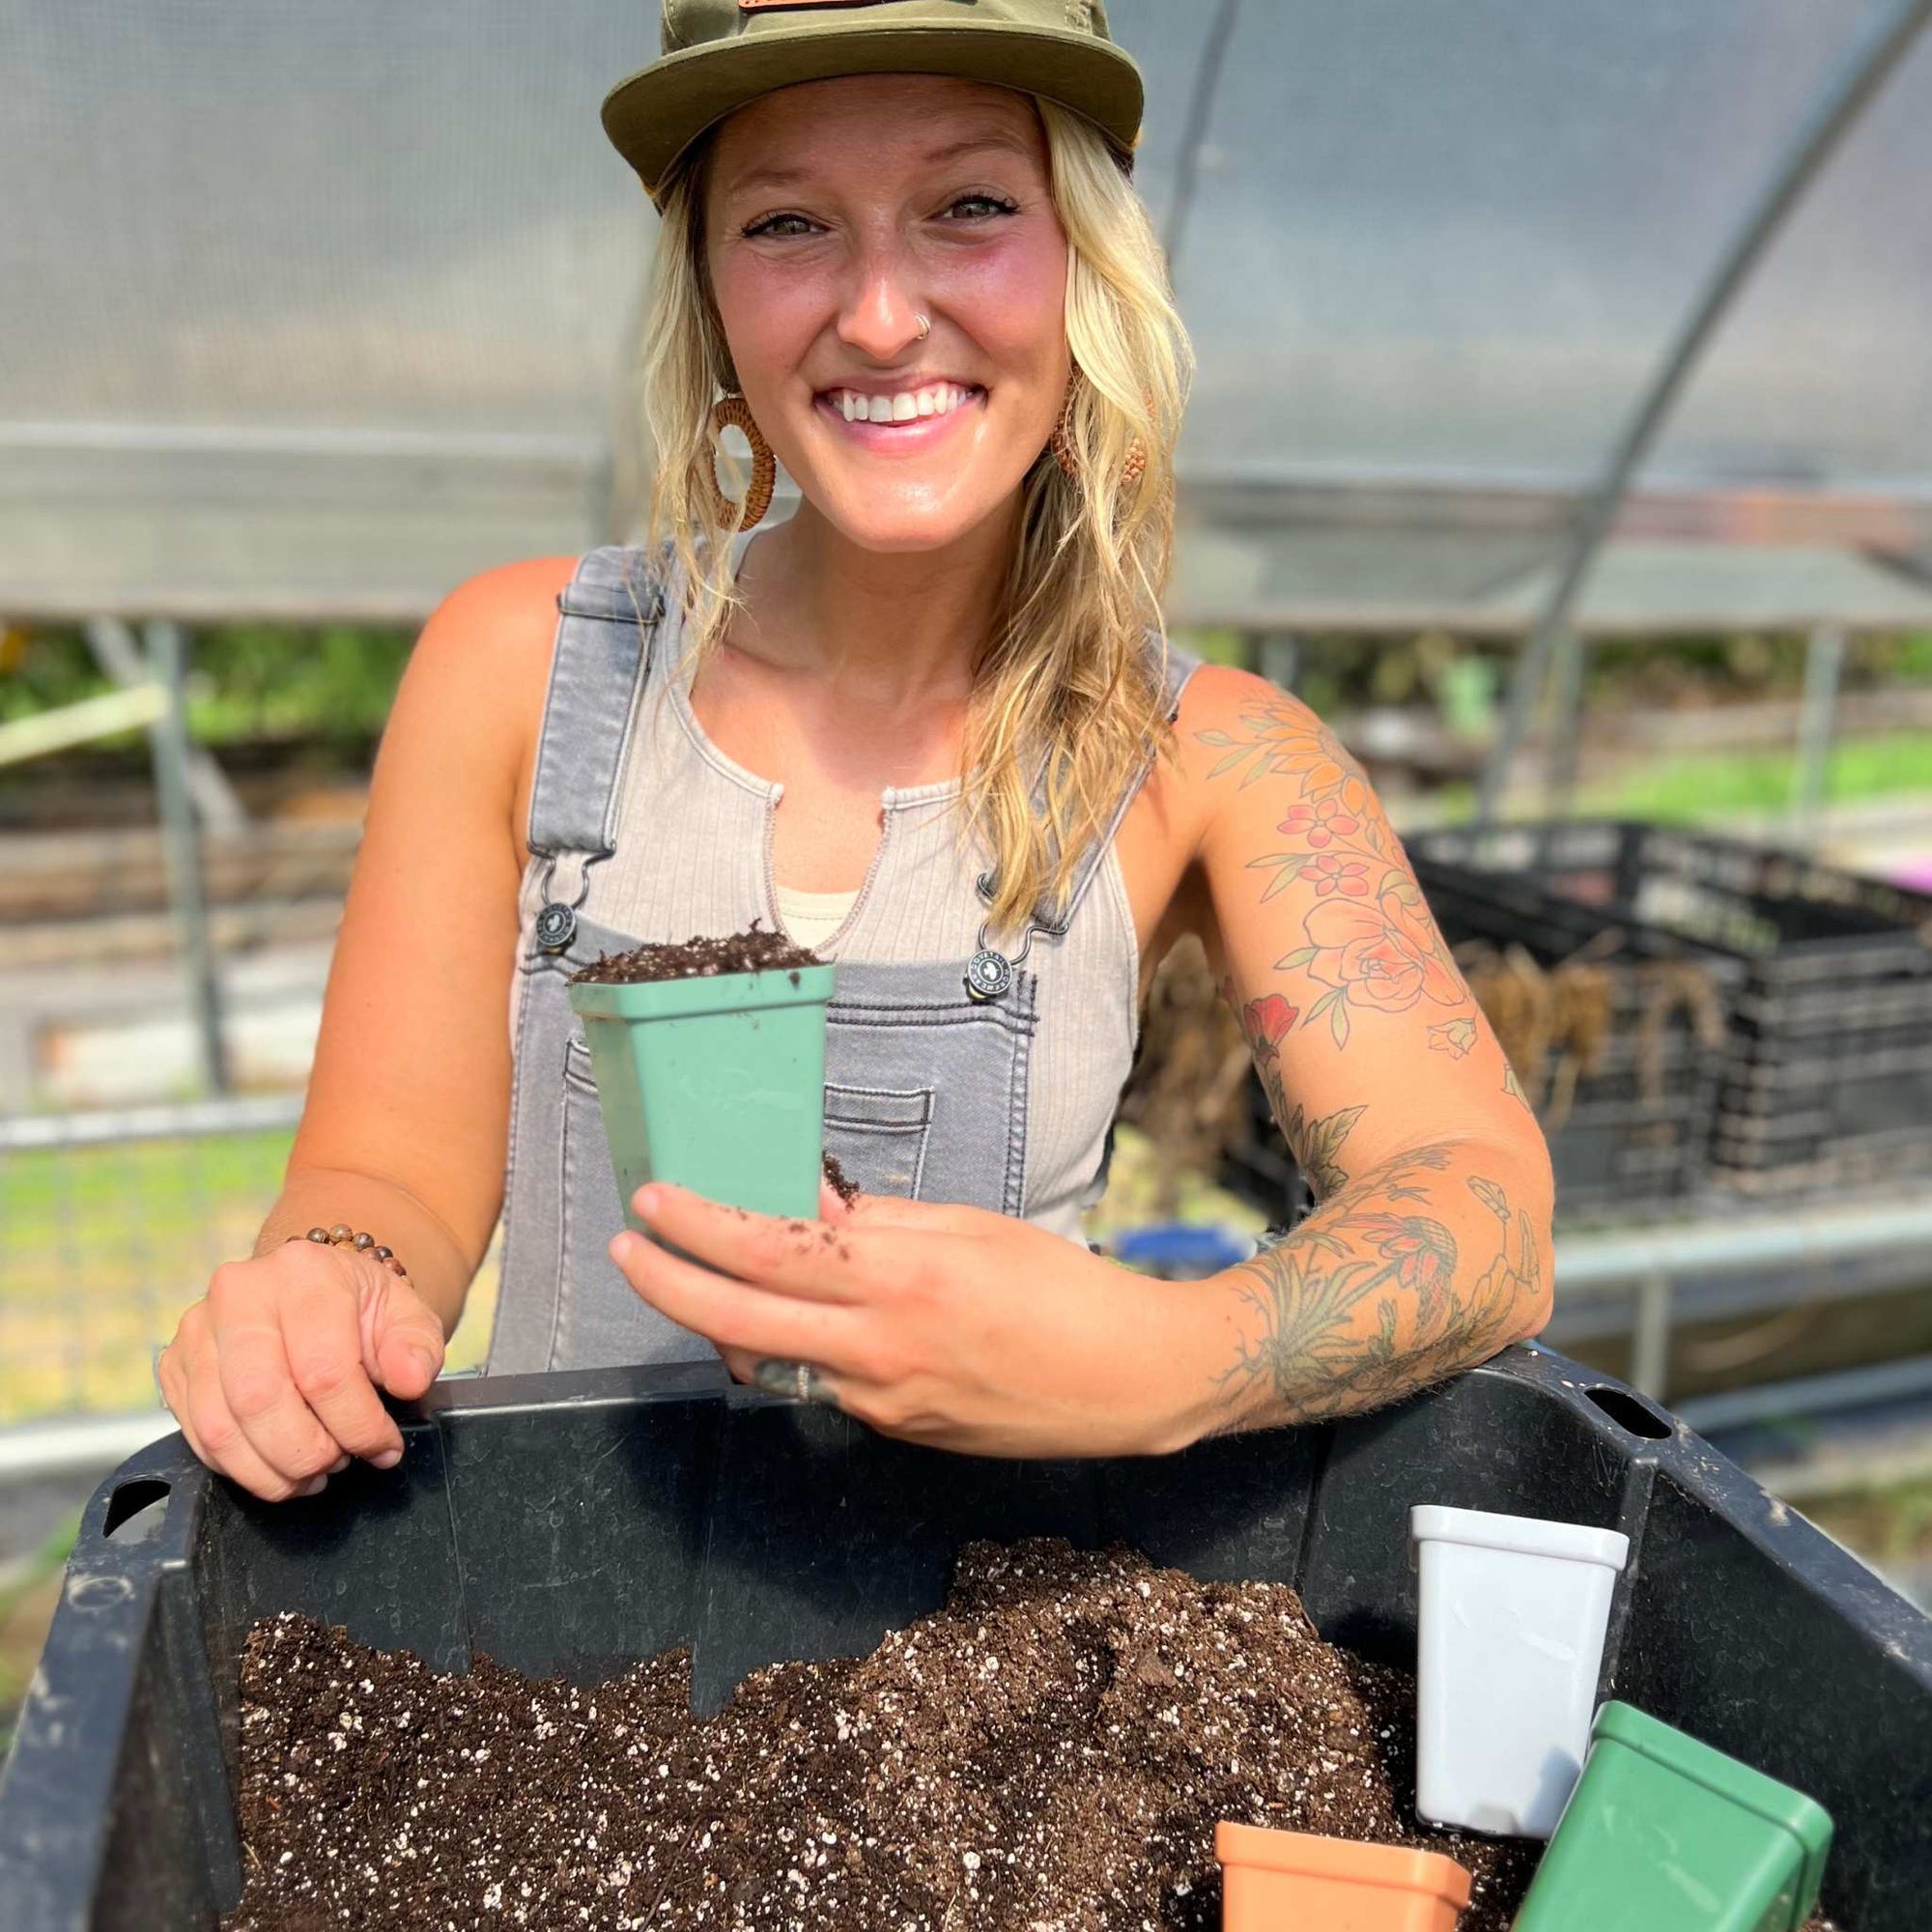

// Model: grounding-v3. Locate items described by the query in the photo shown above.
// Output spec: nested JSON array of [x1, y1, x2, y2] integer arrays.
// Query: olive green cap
[[603, 0, 1144, 201]]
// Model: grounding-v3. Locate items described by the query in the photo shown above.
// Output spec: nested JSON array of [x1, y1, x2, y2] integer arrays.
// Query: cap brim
[[602, 21, 1143, 199]]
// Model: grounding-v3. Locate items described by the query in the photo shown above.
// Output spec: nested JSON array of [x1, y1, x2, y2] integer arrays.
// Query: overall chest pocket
[[823, 1084, 934, 1200]]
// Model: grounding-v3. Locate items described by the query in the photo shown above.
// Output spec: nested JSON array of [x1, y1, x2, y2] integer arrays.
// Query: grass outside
[[1431, 729, 1932, 828], [0, 1130, 498, 1428], [1583, 730, 1932, 824]]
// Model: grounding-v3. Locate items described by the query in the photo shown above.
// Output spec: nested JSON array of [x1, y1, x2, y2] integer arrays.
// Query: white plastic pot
[[1409, 1502, 1630, 1839]]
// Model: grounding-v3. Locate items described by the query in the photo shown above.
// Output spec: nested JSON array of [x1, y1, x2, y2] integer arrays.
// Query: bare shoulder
[[412, 555, 578, 685], [393, 556, 580, 854], [1170, 664, 1352, 788]]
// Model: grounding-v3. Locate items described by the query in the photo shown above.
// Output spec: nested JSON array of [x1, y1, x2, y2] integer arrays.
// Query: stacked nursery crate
[[1219, 849, 1742, 1228], [1406, 821, 1932, 1203]]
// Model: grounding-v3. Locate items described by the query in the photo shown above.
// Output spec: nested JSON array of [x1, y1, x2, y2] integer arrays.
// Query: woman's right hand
[[157, 1239, 447, 1502]]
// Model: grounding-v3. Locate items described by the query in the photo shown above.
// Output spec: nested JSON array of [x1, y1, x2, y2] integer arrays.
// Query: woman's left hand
[[608, 1183, 1215, 1459]]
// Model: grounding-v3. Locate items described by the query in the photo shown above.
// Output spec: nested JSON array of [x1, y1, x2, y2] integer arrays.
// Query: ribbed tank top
[[512, 531, 1159, 1241]]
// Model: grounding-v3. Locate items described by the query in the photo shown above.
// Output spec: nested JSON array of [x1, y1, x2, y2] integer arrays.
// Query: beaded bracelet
[[283, 1224, 410, 1278]]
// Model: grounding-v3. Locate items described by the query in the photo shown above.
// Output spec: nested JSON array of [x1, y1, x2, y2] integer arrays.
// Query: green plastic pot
[[1514, 1702, 1833, 1932], [567, 963, 837, 1232]]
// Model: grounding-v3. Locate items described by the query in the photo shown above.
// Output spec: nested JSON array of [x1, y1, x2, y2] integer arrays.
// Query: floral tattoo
[[1202, 696, 1477, 1050]]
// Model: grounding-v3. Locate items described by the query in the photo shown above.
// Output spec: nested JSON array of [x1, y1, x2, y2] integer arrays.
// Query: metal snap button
[[965, 949, 1013, 1002], [535, 902, 579, 953]]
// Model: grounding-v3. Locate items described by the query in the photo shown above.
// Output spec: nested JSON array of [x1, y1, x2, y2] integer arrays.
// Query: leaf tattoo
[[1282, 1103, 1366, 1200], [1216, 1159, 1544, 1425], [1467, 1177, 1511, 1225]]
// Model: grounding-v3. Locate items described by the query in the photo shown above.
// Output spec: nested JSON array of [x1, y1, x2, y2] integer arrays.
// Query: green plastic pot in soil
[[1514, 1701, 1833, 1932], [567, 964, 837, 1231]]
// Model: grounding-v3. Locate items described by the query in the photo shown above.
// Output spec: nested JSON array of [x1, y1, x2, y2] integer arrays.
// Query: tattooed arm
[[1181, 669, 1553, 1431]]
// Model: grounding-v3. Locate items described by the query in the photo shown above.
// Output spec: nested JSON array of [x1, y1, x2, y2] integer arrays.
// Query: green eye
[[944, 195, 1020, 221]]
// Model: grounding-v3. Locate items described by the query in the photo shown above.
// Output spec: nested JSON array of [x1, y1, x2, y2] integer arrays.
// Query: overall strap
[[526, 544, 668, 949]]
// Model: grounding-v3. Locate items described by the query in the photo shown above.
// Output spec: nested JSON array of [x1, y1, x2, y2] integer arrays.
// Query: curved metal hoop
[[708, 393, 777, 531]]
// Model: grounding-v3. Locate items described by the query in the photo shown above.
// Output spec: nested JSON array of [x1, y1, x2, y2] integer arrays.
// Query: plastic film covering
[[4, 1, 1932, 620], [1166, 0, 1932, 495]]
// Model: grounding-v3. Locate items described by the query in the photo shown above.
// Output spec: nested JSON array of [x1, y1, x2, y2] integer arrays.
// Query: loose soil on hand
[[569, 923, 820, 986], [227, 1539, 1555, 1931], [820, 1152, 860, 1208]]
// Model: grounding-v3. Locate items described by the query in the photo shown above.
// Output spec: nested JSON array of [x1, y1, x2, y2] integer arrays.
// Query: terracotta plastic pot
[[1215, 1823, 1470, 1932], [1514, 1701, 1834, 1932], [567, 963, 837, 1230]]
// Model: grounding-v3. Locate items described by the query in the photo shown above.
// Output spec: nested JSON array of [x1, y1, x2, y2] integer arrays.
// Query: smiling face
[[703, 75, 1071, 554]]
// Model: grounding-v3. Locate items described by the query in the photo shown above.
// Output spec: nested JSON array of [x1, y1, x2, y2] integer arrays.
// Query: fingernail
[[372, 1445, 404, 1470], [408, 1347, 440, 1385], [610, 1232, 639, 1265], [632, 1185, 665, 1219], [298, 1476, 327, 1497], [328, 1454, 351, 1475]]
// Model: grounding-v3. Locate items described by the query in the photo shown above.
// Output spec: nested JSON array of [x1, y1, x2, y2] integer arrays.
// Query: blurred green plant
[[0, 622, 412, 756]]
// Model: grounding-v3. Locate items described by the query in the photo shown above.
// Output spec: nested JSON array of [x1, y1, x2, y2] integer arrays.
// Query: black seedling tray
[[1408, 821, 1932, 1194], [2, 1351, 1927, 1930]]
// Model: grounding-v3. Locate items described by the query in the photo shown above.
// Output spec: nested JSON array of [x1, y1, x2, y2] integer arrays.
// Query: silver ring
[[754, 1357, 839, 1407], [914, 313, 931, 340]]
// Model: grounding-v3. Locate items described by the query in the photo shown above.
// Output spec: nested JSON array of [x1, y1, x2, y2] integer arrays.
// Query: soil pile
[[226, 1540, 1546, 1931], [224, 1538, 1841, 1932], [570, 922, 820, 986]]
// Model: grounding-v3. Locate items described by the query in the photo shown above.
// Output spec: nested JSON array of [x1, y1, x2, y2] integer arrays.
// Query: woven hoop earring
[[708, 393, 777, 531], [1048, 382, 1148, 491]]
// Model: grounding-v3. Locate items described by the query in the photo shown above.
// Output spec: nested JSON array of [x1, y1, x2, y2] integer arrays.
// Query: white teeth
[[834, 384, 974, 423]]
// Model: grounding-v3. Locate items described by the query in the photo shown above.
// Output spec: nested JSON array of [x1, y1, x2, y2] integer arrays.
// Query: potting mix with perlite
[[224, 1540, 1541, 1931], [218, 1536, 1845, 1931], [570, 923, 823, 985]]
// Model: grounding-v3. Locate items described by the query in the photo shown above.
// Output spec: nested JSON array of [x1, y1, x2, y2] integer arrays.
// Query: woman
[[158, 0, 1551, 1501]]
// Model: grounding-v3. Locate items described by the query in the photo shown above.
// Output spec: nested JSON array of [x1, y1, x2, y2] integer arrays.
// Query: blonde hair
[[638, 98, 1193, 934]]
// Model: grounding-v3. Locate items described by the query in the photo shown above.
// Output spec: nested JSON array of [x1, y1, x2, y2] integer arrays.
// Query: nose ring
[[914, 314, 931, 341]]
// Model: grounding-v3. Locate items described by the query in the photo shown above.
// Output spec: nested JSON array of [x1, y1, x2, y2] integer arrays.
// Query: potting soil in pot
[[569, 922, 821, 985], [221, 1540, 1840, 1932]]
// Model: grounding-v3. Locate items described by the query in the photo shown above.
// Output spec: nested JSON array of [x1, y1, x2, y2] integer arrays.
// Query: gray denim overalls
[[486, 544, 1196, 1375]]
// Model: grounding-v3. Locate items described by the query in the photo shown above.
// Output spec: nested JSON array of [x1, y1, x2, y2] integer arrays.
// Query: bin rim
[[1409, 1502, 1630, 1571]]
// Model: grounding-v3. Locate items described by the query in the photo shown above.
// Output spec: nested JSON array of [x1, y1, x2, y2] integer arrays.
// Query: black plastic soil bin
[[3, 1350, 1929, 1929], [1408, 820, 1932, 1196]]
